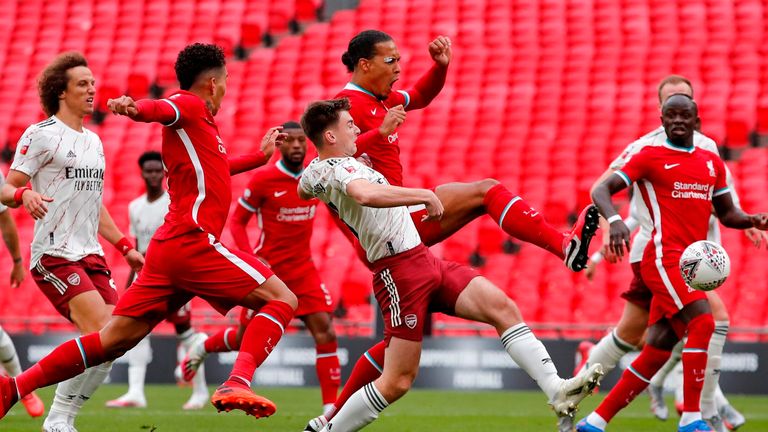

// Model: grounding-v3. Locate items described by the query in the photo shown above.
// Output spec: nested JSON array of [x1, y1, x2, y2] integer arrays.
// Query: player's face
[[210, 67, 228, 116], [279, 129, 307, 164], [658, 82, 693, 108], [333, 110, 360, 156], [141, 160, 164, 190], [61, 66, 96, 117], [661, 100, 698, 144], [363, 40, 401, 99]]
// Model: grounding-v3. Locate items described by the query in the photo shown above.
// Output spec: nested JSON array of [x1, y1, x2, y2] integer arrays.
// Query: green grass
[[3, 384, 767, 431]]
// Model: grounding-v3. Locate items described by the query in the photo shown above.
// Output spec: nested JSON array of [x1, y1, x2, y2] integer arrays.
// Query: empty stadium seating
[[1, 0, 767, 340]]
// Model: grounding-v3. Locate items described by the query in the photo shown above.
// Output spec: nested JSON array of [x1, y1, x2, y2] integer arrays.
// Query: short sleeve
[[615, 147, 653, 186], [711, 157, 730, 197], [334, 159, 370, 194], [238, 172, 266, 213], [10, 126, 54, 177], [299, 173, 314, 196], [0, 171, 7, 213]]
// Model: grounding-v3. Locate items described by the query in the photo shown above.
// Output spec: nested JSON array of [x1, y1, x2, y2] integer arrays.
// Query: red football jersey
[[238, 161, 318, 269], [336, 83, 411, 187], [617, 141, 729, 256], [152, 91, 233, 240]]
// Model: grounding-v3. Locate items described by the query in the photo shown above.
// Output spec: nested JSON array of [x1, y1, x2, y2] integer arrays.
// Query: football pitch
[[3, 385, 767, 431]]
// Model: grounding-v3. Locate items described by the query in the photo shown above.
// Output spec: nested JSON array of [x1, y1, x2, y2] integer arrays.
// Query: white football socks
[[45, 372, 89, 426], [0, 326, 22, 376], [125, 337, 152, 401], [67, 362, 113, 425], [500, 323, 561, 399], [586, 329, 637, 375], [323, 382, 388, 432], [701, 321, 729, 418]]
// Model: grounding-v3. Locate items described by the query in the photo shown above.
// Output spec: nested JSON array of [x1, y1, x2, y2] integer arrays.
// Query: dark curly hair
[[341, 30, 393, 73], [174, 43, 226, 90], [38, 52, 88, 117], [138, 150, 162, 168], [301, 99, 352, 146]]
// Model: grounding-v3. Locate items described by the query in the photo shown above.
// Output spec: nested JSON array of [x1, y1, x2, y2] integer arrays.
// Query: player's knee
[[386, 374, 415, 399], [313, 327, 337, 345], [278, 289, 298, 310], [473, 178, 499, 196], [615, 324, 644, 347]]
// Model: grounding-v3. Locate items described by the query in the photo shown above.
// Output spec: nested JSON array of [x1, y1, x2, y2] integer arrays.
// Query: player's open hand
[[608, 220, 631, 258], [744, 227, 768, 249], [379, 105, 406, 137], [10, 261, 25, 288], [107, 96, 139, 117], [124, 249, 145, 273], [429, 36, 452, 67], [749, 213, 768, 231], [261, 126, 285, 160], [21, 189, 53, 220], [422, 190, 444, 222]]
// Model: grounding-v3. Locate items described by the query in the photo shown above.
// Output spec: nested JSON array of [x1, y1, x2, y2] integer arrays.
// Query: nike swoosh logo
[[371, 108, 377, 115], [274, 191, 287, 197], [664, 163, 680, 169]]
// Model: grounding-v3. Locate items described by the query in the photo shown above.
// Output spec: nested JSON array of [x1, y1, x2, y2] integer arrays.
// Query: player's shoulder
[[630, 127, 666, 149], [24, 117, 61, 138], [128, 194, 147, 212], [693, 131, 719, 154], [165, 90, 203, 111]]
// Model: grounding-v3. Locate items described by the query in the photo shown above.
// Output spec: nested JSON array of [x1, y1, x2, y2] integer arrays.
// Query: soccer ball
[[679, 240, 730, 291]]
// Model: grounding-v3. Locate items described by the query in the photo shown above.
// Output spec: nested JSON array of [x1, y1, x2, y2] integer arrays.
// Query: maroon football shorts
[[114, 231, 274, 326], [371, 244, 478, 343], [619, 262, 653, 311], [32, 254, 118, 321]]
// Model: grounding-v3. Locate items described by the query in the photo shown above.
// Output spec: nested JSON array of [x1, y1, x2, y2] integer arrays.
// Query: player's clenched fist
[[21, 189, 53, 220], [379, 105, 406, 137], [107, 95, 139, 117], [429, 35, 452, 67], [421, 190, 444, 222]]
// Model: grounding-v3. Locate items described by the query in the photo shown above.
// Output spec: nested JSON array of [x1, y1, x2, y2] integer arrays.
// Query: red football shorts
[[641, 250, 707, 335], [32, 254, 117, 321], [371, 244, 478, 343], [114, 231, 273, 326], [273, 262, 333, 317], [166, 301, 192, 326], [620, 262, 653, 311]]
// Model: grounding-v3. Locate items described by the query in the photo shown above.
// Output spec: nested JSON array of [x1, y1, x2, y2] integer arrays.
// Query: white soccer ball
[[679, 240, 730, 291]]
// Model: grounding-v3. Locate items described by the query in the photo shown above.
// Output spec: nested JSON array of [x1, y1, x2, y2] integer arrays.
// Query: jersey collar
[[344, 82, 378, 99], [663, 138, 695, 153], [276, 160, 302, 179]]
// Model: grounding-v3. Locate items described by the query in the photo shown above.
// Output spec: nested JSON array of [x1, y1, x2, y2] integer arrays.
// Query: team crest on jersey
[[404, 314, 418, 329], [343, 165, 356, 173], [707, 160, 715, 177], [67, 273, 81, 286]]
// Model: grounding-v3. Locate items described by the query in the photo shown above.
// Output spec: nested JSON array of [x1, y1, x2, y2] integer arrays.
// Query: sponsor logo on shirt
[[65, 166, 104, 192], [672, 182, 712, 200], [274, 191, 287, 198], [276, 205, 316, 222], [387, 132, 399, 143]]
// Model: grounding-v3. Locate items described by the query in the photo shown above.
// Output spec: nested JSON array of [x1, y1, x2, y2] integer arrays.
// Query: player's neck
[[280, 159, 302, 174], [665, 137, 693, 149], [349, 77, 381, 100], [146, 188, 165, 202], [54, 109, 85, 133]]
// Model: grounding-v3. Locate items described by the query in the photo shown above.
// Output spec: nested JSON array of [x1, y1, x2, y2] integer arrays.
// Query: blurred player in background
[[571, 76, 758, 432], [305, 29, 601, 431], [105, 151, 209, 410], [181, 121, 341, 414], [300, 99, 603, 432], [579, 95, 768, 432], [0, 171, 44, 418], [0, 43, 297, 422], [0, 52, 144, 432]]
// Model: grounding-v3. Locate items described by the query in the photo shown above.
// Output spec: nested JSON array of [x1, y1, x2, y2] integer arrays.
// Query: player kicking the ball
[[298, 98, 603, 432]]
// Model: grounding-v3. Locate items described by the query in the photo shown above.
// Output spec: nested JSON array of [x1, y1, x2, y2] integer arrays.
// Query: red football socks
[[15, 333, 106, 398], [204, 327, 240, 353], [595, 345, 671, 422], [327, 340, 386, 420], [316, 341, 341, 405], [483, 184, 565, 258], [225, 301, 294, 389], [682, 314, 715, 413]]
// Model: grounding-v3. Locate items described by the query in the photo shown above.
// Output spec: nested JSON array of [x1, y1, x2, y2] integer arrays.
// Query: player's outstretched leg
[[0, 326, 44, 417]]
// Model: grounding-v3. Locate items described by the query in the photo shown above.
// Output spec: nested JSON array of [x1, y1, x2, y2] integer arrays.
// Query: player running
[[0, 43, 297, 422], [181, 122, 341, 414], [577, 95, 768, 432], [299, 98, 603, 432], [105, 151, 209, 410], [0, 52, 143, 432], [0, 171, 44, 418]]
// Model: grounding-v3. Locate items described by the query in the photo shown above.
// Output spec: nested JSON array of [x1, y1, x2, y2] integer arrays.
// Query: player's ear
[[324, 129, 335, 144]]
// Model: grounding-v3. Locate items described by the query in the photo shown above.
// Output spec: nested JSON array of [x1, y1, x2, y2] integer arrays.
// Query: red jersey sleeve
[[710, 155, 730, 198], [238, 171, 267, 213], [615, 147, 653, 186], [399, 63, 448, 111]]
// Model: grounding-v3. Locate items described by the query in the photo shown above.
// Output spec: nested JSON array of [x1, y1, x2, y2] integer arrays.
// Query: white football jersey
[[300, 157, 421, 262], [128, 191, 170, 253], [610, 127, 738, 262], [12, 116, 106, 268], [0, 171, 8, 214]]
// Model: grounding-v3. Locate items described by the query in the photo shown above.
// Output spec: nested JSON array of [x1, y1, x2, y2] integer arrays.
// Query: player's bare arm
[[346, 179, 443, 221], [590, 167, 622, 263], [0, 170, 53, 220], [0, 210, 25, 288], [591, 175, 631, 257], [98, 205, 144, 272], [713, 193, 768, 230]]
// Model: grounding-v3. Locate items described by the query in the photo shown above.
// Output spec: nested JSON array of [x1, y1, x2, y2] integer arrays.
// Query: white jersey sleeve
[[0, 171, 8, 214], [11, 122, 56, 178], [301, 157, 421, 262]]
